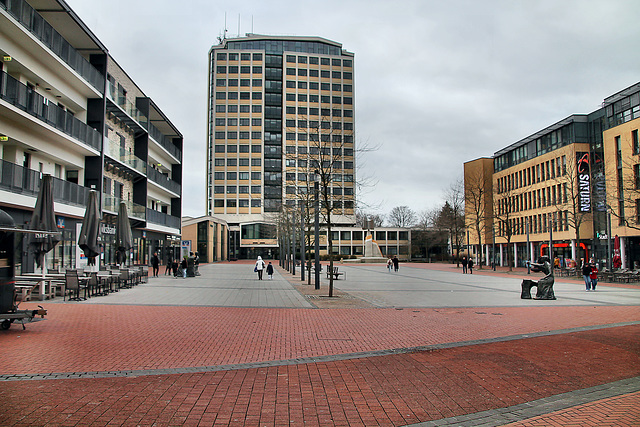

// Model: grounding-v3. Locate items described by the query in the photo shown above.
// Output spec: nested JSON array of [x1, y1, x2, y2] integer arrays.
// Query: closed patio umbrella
[[26, 174, 61, 270], [78, 190, 101, 266], [116, 202, 133, 266]]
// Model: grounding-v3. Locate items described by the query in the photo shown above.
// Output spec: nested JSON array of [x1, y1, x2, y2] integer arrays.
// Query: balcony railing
[[104, 139, 147, 176], [0, 72, 102, 152], [147, 167, 180, 195], [146, 208, 181, 230], [0, 0, 104, 93], [0, 159, 91, 207], [102, 195, 146, 221], [148, 122, 181, 161], [106, 80, 148, 129]]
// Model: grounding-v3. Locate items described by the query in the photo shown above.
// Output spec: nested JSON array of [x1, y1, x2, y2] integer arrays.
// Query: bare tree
[[492, 176, 517, 271], [387, 206, 416, 227], [412, 208, 448, 261], [464, 167, 491, 269], [553, 152, 593, 262], [355, 209, 385, 228], [285, 114, 354, 297], [601, 135, 640, 231], [439, 179, 465, 266]]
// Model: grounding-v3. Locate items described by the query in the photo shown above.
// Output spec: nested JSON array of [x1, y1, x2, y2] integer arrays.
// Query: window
[[251, 186, 261, 194]]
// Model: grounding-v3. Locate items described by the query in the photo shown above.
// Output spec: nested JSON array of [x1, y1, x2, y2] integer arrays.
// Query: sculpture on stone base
[[521, 256, 556, 300]]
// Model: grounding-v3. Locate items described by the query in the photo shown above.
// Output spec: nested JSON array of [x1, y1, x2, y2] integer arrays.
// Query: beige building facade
[[465, 82, 640, 269]]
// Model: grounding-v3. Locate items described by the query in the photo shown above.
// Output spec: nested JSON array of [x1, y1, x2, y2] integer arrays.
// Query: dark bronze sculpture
[[521, 256, 556, 300]]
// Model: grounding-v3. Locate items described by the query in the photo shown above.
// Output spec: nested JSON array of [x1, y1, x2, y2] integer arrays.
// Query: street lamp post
[[526, 217, 531, 274], [492, 225, 496, 271], [300, 203, 305, 281], [314, 180, 320, 290]]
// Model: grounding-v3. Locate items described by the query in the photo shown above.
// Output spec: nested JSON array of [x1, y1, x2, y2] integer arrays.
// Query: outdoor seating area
[[14, 266, 148, 303], [554, 266, 640, 283]]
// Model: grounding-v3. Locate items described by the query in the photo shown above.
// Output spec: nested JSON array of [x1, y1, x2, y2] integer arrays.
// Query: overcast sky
[[65, 0, 640, 221]]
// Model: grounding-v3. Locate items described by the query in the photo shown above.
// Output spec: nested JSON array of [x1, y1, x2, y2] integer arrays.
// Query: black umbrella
[[116, 201, 133, 265], [27, 174, 61, 269], [78, 190, 101, 265]]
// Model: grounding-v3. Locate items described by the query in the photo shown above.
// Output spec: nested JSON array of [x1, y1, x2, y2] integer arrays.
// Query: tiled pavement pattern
[[1, 262, 639, 426]]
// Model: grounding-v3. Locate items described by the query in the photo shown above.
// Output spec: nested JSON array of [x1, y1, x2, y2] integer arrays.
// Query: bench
[[326, 267, 346, 280]]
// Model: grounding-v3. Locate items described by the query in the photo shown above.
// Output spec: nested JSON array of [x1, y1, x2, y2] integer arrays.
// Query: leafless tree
[[601, 135, 640, 231], [464, 167, 491, 269], [285, 114, 355, 297], [412, 208, 448, 261], [492, 176, 517, 271], [355, 209, 385, 228], [387, 206, 416, 227], [552, 152, 593, 262], [439, 179, 465, 266]]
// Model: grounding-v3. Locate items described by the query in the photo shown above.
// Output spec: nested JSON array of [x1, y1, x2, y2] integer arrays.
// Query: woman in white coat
[[255, 256, 266, 280]]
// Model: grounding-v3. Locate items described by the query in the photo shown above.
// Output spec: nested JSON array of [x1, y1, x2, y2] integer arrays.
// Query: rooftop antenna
[[252, 15, 254, 33], [217, 12, 228, 44], [238, 13, 241, 37]]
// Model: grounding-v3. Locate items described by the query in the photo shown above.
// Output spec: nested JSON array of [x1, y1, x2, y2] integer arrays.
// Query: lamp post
[[291, 211, 296, 276], [300, 203, 305, 281], [526, 217, 531, 274], [492, 224, 496, 271], [314, 179, 320, 290]]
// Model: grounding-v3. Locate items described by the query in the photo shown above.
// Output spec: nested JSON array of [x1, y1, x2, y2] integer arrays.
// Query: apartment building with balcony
[[206, 34, 355, 259], [0, 0, 182, 271], [464, 82, 640, 270]]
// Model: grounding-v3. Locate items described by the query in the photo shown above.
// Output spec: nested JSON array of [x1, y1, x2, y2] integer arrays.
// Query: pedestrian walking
[[194, 252, 200, 276], [392, 255, 399, 272], [180, 256, 187, 279], [582, 260, 592, 291], [266, 261, 274, 280], [255, 256, 266, 280], [165, 252, 173, 275], [468, 258, 474, 274], [387, 258, 393, 272], [589, 261, 598, 291], [462, 256, 468, 274], [151, 252, 160, 277]]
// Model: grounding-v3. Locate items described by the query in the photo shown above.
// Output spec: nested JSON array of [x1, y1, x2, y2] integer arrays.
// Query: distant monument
[[360, 234, 387, 263]]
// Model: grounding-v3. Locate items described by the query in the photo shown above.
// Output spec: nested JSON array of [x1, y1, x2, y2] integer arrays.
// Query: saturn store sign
[[577, 152, 591, 212]]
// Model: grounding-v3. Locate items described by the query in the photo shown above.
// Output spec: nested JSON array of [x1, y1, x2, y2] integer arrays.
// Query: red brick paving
[[0, 324, 638, 426], [505, 391, 640, 426], [1, 303, 639, 375]]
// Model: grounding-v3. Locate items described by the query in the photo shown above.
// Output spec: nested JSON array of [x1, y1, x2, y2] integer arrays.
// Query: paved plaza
[[1, 261, 639, 426]]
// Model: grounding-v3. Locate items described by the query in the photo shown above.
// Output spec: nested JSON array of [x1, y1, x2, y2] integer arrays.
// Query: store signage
[[577, 152, 591, 212], [100, 223, 116, 235]]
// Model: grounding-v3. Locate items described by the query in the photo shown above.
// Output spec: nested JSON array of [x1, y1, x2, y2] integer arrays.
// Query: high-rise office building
[[207, 34, 356, 259]]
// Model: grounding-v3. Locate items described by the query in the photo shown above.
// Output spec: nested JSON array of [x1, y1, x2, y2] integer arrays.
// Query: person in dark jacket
[[151, 252, 160, 277], [582, 260, 592, 291], [468, 258, 474, 274], [392, 255, 399, 272], [266, 261, 274, 280], [165, 253, 173, 275]]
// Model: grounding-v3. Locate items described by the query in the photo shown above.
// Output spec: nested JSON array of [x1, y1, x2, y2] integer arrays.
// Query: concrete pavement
[[0, 261, 638, 426]]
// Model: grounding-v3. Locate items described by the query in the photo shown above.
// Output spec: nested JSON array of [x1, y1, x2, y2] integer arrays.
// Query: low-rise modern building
[[464, 82, 640, 269], [0, 0, 182, 272]]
